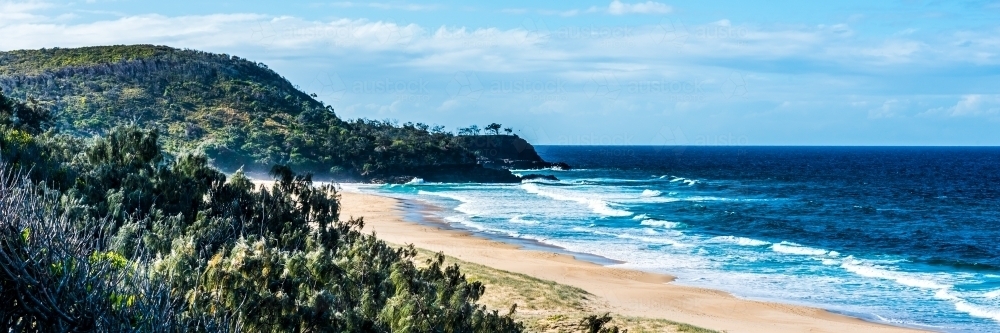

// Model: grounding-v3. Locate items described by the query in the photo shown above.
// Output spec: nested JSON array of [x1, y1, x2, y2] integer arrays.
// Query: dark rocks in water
[[455, 135, 572, 170], [520, 174, 559, 182], [493, 160, 570, 170], [370, 164, 521, 184], [417, 165, 521, 183], [327, 135, 577, 184], [550, 162, 571, 170], [367, 175, 419, 184], [370, 167, 567, 184]]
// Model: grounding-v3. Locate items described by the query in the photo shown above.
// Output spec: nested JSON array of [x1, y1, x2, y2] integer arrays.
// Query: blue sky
[[2, 0, 1000, 145]]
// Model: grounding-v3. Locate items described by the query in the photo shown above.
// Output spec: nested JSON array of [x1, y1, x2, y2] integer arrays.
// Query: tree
[[485, 123, 502, 135], [504, 127, 513, 135], [580, 313, 626, 333], [0, 89, 53, 135], [469, 125, 481, 135]]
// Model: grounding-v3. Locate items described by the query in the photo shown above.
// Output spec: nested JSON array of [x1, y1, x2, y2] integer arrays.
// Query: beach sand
[[337, 190, 927, 333]]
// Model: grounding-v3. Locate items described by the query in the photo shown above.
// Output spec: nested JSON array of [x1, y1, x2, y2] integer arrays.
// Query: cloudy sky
[[2, 0, 1000, 145]]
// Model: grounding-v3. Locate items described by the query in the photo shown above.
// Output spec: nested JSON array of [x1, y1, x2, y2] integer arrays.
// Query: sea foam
[[953, 301, 1000, 323], [771, 242, 830, 256], [418, 190, 467, 202], [707, 236, 770, 246], [935, 289, 1000, 322], [640, 189, 662, 197], [614, 232, 690, 248], [509, 215, 539, 225], [835, 257, 1000, 323], [668, 177, 699, 186], [376, 146, 1000, 331], [639, 219, 681, 228], [520, 183, 632, 217], [417, 190, 484, 216], [841, 258, 950, 290]]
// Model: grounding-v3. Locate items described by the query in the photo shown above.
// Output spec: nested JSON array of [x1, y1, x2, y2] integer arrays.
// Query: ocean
[[346, 146, 1000, 332]]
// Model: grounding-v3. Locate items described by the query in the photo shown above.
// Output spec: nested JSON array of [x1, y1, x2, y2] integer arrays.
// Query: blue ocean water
[[350, 146, 1000, 332]]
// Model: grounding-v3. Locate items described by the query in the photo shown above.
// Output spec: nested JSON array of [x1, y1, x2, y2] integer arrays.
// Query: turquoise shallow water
[[346, 146, 1000, 332]]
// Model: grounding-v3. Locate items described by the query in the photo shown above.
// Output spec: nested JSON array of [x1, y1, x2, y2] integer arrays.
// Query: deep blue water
[[353, 146, 1000, 332]]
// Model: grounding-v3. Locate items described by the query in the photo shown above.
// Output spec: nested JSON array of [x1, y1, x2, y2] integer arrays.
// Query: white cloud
[[0, 0, 55, 24], [438, 99, 460, 111], [607, 0, 672, 15], [2, 3, 994, 78], [922, 95, 1000, 117], [858, 40, 924, 63], [0, 13, 270, 51], [0, 12, 432, 52], [329, 2, 442, 11], [381, 100, 402, 114], [869, 99, 908, 119]]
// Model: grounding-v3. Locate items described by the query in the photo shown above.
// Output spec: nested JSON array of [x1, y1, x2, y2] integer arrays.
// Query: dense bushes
[[0, 91, 523, 331], [0, 169, 197, 332]]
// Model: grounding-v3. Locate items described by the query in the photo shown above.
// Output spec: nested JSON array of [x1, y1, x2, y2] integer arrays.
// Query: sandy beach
[[335, 189, 927, 333]]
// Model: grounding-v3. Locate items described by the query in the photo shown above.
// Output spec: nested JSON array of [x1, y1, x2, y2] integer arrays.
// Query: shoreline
[[399, 198, 627, 266], [336, 188, 929, 333]]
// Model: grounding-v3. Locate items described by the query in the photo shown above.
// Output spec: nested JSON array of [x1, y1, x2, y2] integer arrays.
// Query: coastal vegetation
[[1, 89, 528, 331], [0, 45, 557, 183], [0, 80, 679, 333]]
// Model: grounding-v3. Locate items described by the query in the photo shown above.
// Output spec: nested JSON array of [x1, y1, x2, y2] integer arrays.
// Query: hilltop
[[0, 45, 557, 182]]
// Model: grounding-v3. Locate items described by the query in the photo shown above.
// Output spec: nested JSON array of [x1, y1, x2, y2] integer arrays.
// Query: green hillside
[[0, 45, 526, 182]]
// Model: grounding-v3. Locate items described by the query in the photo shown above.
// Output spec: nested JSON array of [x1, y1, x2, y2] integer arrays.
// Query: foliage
[[0, 93, 525, 331], [580, 313, 627, 333], [0, 167, 210, 332], [0, 88, 53, 134], [0, 45, 527, 181], [485, 123, 502, 135], [0, 90, 75, 185]]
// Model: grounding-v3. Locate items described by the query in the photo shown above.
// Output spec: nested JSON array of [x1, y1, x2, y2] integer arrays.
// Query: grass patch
[[410, 248, 719, 333]]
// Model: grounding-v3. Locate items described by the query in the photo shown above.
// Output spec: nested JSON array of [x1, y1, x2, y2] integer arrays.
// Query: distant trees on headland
[[459, 123, 517, 137]]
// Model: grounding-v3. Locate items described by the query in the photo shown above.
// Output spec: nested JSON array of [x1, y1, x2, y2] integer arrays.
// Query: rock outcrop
[[455, 135, 571, 170]]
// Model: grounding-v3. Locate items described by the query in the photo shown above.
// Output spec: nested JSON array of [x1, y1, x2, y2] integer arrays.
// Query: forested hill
[[0, 45, 545, 182]]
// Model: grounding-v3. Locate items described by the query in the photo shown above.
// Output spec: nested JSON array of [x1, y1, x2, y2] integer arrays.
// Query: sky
[[2, 1, 1000, 145]]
